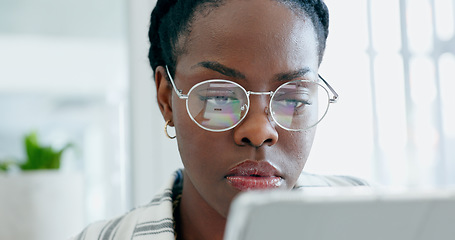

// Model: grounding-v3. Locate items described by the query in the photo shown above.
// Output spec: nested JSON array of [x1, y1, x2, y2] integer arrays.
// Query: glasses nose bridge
[[248, 90, 273, 96], [246, 91, 273, 104], [245, 90, 274, 116]]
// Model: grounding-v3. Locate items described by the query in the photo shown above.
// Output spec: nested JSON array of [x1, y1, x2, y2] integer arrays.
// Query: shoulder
[[71, 191, 175, 240], [70, 170, 183, 240], [294, 171, 369, 189]]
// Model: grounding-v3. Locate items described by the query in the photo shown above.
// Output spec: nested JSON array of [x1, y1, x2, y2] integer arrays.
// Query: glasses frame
[[165, 65, 338, 132]]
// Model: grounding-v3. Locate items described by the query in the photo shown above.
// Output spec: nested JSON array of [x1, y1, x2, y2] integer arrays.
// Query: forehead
[[177, 0, 319, 78]]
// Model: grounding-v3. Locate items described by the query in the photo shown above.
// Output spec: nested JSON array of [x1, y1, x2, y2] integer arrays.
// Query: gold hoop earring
[[164, 120, 176, 139]]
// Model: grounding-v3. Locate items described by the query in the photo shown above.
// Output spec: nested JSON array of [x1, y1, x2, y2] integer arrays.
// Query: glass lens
[[270, 80, 330, 131], [186, 80, 249, 131]]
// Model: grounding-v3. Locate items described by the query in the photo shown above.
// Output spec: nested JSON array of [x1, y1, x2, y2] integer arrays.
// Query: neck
[[177, 172, 226, 240]]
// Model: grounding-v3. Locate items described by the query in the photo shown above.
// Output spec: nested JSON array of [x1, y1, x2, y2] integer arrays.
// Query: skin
[[155, 0, 320, 239]]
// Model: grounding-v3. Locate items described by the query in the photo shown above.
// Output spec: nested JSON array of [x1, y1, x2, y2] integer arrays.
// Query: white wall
[[0, 0, 131, 223], [128, 0, 182, 207]]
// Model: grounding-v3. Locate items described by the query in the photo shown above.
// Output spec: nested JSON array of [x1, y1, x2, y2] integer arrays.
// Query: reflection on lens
[[187, 80, 248, 131], [201, 98, 241, 128], [271, 80, 330, 131]]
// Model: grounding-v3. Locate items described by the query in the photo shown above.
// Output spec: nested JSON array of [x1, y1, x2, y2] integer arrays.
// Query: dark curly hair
[[148, 0, 329, 76]]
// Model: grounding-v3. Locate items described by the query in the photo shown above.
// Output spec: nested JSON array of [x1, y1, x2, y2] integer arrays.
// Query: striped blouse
[[71, 169, 368, 240]]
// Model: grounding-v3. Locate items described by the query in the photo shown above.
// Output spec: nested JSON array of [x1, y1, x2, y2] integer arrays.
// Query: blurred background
[[0, 0, 454, 231]]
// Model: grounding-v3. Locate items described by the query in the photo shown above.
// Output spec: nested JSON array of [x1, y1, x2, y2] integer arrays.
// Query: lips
[[225, 160, 283, 191]]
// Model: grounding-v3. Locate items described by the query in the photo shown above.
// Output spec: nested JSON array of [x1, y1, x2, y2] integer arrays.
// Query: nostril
[[241, 137, 251, 145], [240, 137, 273, 148]]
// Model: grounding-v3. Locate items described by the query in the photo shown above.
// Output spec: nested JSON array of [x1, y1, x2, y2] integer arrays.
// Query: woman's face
[[158, 0, 319, 217]]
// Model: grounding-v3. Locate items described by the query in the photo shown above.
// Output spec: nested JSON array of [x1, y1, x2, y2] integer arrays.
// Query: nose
[[233, 97, 279, 147]]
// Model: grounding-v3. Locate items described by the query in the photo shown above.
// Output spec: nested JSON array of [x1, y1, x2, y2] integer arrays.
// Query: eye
[[285, 98, 312, 108], [272, 89, 313, 114], [200, 95, 240, 105], [282, 98, 312, 113], [197, 89, 239, 105]]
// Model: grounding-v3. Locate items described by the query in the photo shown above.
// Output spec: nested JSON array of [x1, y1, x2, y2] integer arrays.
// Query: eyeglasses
[[165, 66, 338, 132]]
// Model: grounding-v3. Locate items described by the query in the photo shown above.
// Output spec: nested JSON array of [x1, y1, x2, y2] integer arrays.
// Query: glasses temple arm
[[165, 65, 187, 99], [318, 74, 339, 103]]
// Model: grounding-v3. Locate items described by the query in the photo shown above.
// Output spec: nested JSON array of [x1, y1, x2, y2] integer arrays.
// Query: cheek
[[290, 129, 316, 160], [172, 98, 198, 164], [172, 97, 229, 173], [277, 128, 316, 184], [173, 109, 236, 216]]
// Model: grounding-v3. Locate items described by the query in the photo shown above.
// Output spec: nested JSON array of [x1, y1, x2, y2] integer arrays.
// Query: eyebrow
[[274, 68, 311, 82], [194, 61, 312, 82], [195, 61, 246, 79]]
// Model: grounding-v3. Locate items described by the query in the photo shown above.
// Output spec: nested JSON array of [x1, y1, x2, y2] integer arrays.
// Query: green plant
[[0, 131, 72, 172], [0, 159, 14, 171]]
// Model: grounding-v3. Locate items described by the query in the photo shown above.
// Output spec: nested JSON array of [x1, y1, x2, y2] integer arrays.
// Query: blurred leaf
[[0, 157, 20, 172], [0, 162, 10, 171], [19, 131, 72, 171]]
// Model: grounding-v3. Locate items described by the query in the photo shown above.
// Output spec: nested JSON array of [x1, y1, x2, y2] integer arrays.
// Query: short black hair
[[148, 0, 329, 75]]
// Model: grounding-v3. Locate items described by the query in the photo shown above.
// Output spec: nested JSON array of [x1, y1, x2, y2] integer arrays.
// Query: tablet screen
[[224, 188, 455, 240]]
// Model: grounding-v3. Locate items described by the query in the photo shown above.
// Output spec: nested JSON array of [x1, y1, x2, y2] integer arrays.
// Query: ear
[[155, 66, 174, 125]]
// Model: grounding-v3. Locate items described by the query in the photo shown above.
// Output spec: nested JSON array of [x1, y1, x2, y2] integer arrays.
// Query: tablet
[[224, 187, 455, 240]]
